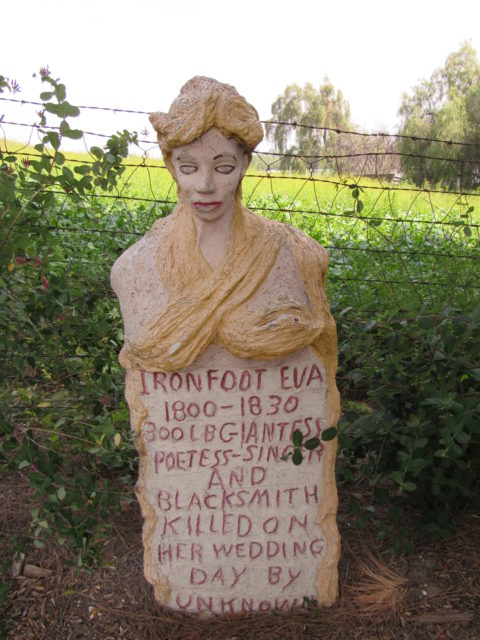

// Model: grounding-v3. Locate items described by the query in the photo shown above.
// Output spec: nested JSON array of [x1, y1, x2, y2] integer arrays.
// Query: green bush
[[336, 304, 480, 551]]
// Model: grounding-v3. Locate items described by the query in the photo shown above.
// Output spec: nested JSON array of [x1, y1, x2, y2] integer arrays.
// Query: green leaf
[[61, 123, 83, 140], [414, 438, 428, 449], [44, 102, 80, 118], [90, 146, 104, 159], [356, 200, 364, 213], [304, 437, 321, 450], [57, 486, 67, 501], [463, 225, 472, 237], [40, 91, 55, 101], [321, 427, 337, 441], [403, 482, 417, 492], [292, 449, 303, 465], [45, 131, 60, 150], [74, 165, 91, 176], [352, 188, 359, 199], [55, 84, 66, 102], [292, 429, 303, 447], [391, 470, 403, 485]]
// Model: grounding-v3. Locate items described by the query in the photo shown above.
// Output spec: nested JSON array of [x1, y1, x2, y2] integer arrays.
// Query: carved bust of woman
[[111, 77, 338, 387], [111, 77, 340, 610]]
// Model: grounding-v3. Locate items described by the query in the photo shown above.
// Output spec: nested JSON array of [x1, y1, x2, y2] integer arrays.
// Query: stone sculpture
[[111, 77, 340, 614]]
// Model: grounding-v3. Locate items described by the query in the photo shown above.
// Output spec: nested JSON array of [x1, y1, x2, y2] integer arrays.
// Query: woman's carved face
[[172, 128, 249, 224]]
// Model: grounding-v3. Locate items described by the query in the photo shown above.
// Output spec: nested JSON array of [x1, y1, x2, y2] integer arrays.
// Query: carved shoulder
[[110, 220, 169, 341]]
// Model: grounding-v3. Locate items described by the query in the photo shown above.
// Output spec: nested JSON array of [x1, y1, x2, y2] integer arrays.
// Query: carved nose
[[196, 174, 215, 193]]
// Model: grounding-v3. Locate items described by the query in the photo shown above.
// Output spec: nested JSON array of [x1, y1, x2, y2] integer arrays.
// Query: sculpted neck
[[192, 204, 235, 270]]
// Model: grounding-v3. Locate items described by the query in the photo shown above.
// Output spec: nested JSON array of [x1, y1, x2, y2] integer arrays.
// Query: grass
[[4, 138, 480, 315]]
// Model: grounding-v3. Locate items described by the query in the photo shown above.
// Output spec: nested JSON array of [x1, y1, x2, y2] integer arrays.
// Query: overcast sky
[[2, 0, 479, 152]]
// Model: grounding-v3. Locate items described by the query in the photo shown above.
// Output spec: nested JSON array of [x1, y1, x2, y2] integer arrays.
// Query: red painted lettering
[[199, 448, 210, 467], [263, 516, 279, 534], [204, 401, 217, 417], [220, 370, 236, 391], [288, 514, 308, 533], [251, 466, 266, 485], [284, 487, 299, 505], [207, 369, 219, 390], [213, 543, 233, 559], [140, 369, 150, 395], [249, 489, 269, 507], [241, 598, 254, 612], [266, 446, 279, 462], [161, 515, 181, 535], [239, 370, 252, 391], [275, 598, 298, 611], [190, 567, 207, 585], [237, 514, 252, 537], [262, 422, 275, 442], [158, 543, 172, 564], [186, 372, 202, 392], [176, 595, 192, 610], [306, 363, 323, 386], [157, 490, 171, 510], [188, 492, 202, 510], [282, 568, 301, 590], [229, 468, 244, 488], [293, 366, 307, 388], [231, 566, 247, 587], [196, 596, 213, 612], [220, 422, 237, 443], [254, 368, 267, 389], [189, 425, 199, 442], [142, 421, 156, 442], [304, 485, 319, 504], [176, 543, 186, 560], [310, 538, 324, 556], [153, 371, 166, 392], [222, 513, 233, 534], [293, 541, 306, 557], [204, 494, 217, 509], [169, 372, 183, 391], [211, 567, 224, 585], [249, 541, 263, 559], [268, 566, 281, 585], [221, 598, 235, 614], [208, 468, 224, 490], [205, 424, 216, 442], [280, 365, 291, 390], [191, 543, 203, 561]]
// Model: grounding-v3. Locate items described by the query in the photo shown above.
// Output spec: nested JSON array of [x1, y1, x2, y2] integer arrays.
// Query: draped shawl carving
[[119, 197, 337, 374]]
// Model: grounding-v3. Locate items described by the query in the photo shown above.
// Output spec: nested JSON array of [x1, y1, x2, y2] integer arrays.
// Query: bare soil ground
[[1, 472, 478, 640]]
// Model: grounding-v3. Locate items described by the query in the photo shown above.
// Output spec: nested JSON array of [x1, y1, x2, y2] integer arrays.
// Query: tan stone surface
[[111, 76, 340, 614]]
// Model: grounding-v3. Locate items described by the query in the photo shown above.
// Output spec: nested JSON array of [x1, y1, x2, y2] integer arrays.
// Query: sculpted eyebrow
[[176, 151, 196, 161], [213, 153, 237, 161]]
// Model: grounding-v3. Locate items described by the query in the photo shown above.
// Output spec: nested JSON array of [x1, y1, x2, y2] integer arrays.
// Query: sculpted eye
[[215, 165, 235, 174], [179, 165, 197, 175]]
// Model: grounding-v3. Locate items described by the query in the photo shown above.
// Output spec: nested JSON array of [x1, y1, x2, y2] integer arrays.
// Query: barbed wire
[[3, 94, 480, 148], [4, 143, 480, 199], [2, 101, 479, 306], [7, 144, 480, 169]]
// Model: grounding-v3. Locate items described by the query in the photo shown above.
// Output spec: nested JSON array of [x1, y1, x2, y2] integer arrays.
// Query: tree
[[397, 43, 480, 189], [266, 78, 353, 172]]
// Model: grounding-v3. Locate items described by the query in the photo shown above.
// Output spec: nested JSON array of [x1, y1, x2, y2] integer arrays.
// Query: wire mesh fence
[[1, 93, 480, 319]]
